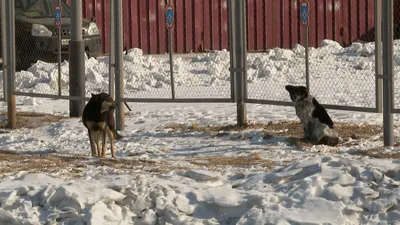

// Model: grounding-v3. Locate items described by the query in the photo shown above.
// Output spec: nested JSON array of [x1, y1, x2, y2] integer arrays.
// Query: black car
[[1, 0, 103, 71]]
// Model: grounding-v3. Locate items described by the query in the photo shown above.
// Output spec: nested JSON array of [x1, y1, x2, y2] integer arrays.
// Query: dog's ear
[[91, 93, 95, 97], [285, 85, 293, 92]]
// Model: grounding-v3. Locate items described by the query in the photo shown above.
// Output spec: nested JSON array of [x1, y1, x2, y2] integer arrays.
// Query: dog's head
[[285, 85, 308, 102], [90, 92, 118, 113]]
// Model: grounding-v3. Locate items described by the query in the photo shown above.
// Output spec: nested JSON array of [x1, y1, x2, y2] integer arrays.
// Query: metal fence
[[1, 0, 399, 144]]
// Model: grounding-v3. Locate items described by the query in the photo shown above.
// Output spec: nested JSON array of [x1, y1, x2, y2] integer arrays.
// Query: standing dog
[[285, 85, 339, 146], [82, 92, 120, 158]]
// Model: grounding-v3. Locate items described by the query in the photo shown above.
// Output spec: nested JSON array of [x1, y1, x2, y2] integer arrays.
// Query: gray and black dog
[[285, 85, 339, 146]]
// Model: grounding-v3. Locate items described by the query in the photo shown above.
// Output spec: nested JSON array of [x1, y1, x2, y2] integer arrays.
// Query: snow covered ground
[[0, 40, 399, 224]]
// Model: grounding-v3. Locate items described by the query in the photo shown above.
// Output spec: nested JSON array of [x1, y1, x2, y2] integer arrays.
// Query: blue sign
[[165, 6, 174, 29], [300, 2, 309, 25], [54, 4, 62, 28]]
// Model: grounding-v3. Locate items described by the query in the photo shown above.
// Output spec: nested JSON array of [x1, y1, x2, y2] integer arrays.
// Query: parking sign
[[54, 4, 62, 28]]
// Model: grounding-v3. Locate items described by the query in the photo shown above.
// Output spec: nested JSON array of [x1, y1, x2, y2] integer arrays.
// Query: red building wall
[[65, 0, 398, 54]]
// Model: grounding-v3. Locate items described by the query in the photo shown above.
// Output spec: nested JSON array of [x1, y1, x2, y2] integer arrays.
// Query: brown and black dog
[[82, 92, 122, 158]]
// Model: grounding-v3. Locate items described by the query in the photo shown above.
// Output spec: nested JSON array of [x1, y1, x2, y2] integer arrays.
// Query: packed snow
[[0, 39, 400, 224]]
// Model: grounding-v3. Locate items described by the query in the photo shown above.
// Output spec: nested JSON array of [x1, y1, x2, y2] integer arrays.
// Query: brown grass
[[162, 121, 383, 148], [184, 152, 275, 171], [0, 112, 67, 129], [0, 150, 84, 177], [0, 150, 187, 178], [348, 147, 400, 159]]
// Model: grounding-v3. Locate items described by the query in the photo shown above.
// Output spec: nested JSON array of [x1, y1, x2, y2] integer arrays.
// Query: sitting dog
[[285, 85, 339, 146], [82, 92, 120, 158]]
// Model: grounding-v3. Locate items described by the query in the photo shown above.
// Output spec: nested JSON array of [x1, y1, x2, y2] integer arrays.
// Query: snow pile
[[0, 155, 400, 224]]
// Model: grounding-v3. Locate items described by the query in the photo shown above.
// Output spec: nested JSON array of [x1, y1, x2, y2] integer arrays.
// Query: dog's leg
[[94, 130, 102, 157], [101, 130, 107, 158], [88, 130, 97, 157], [105, 127, 116, 158]]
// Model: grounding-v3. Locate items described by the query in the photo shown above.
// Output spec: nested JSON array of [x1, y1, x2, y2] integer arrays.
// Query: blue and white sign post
[[300, 0, 310, 91], [165, 2, 175, 99], [55, 2, 62, 96]]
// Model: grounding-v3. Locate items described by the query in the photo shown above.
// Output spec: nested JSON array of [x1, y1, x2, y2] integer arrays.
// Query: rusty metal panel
[[103, 0, 110, 53], [130, 0, 140, 48], [265, 0, 274, 49], [157, 0, 167, 53], [174, 0, 184, 53], [349, 0, 358, 42], [123, 0, 131, 49], [341, 0, 350, 45], [148, 0, 158, 54], [358, 0, 367, 37], [308, 0, 317, 47], [247, 0, 255, 50], [333, 0, 342, 42], [211, 0, 220, 50], [139, 0, 149, 53], [203, 0, 212, 51], [290, 0, 299, 48], [317, 2, 325, 47], [73, 0, 382, 54], [194, 0, 204, 52], [184, 0, 193, 53], [281, 0, 290, 48], [255, 0, 264, 50], [325, 0, 333, 41], [274, 0, 282, 47], [220, 0, 229, 50]]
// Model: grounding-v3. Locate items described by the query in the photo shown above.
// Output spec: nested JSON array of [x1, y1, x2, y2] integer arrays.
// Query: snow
[[0, 39, 399, 224]]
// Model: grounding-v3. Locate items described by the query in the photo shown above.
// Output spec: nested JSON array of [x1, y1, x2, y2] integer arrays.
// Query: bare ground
[[0, 112, 396, 177], [0, 112, 67, 129], [162, 120, 384, 148]]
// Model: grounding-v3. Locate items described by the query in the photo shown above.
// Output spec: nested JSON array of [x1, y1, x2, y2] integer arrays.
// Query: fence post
[[375, 0, 383, 113], [69, 0, 85, 117], [115, 0, 125, 130], [109, 1, 115, 99], [382, 0, 394, 146], [229, 0, 247, 126], [2, 0, 16, 129]]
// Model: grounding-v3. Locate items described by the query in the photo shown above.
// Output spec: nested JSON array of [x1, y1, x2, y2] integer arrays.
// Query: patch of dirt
[[348, 147, 400, 159], [162, 121, 383, 148], [0, 150, 186, 178], [184, 152, 275, 171], [0, 112, 67, 129], [0, 150, 85, 178]]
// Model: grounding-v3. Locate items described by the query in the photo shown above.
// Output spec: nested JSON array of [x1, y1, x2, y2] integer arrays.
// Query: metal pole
[[234, 0, 247, 126], [115, 0, 125, 130], [168, 0, 175, 99], [382, 0, 394, 146], [69, 0, 85, 117], [58, 0, 62, 96], [109, 0, 115, 99], [5, 0, 16, 129], [375, 0, 383, 113], [228, 0, 236, 101], [2, 0, 8, 101], [305, 25, 310, 91]]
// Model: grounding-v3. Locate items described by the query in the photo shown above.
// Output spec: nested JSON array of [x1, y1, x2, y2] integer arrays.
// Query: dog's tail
[[111, 129, 123, 140]]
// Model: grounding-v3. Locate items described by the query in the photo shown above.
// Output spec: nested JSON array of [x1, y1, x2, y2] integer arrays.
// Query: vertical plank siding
[[63, 0, 398, 54]]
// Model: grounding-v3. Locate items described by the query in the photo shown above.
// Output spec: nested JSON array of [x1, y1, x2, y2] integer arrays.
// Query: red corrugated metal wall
[[64, 0, 397, 54]]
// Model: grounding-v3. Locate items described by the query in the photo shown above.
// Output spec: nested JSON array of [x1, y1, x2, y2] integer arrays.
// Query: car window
[[15, 0, 71, 18]]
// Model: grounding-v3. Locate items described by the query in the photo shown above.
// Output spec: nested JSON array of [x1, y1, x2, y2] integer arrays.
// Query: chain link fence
[[393, 0, 400, 110], [246, 0, 380, 112], [123, 0, 233, 101], [11, 0, 105, 100]]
